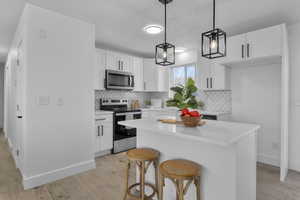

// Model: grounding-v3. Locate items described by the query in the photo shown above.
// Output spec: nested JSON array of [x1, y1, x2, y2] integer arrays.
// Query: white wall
[[0, 63, 4, 128], [230, 64, 281, 166], [5, 4, 96, 188], [287, 23, 300, 171]]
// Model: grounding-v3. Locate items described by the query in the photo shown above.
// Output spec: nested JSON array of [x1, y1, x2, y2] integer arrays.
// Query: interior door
[[15, 40, 24, 169]]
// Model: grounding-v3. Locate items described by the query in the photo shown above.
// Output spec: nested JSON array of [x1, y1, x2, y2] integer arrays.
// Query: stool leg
[[123, 161, 130, 200], [140, 161, 146, 200], [159, 174, 165, 200], [194, 176, 201, 200], [153, 159, 159, 198], [178, 180, 184, 200]]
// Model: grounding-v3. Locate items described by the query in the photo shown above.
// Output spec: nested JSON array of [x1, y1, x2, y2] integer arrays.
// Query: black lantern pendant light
[[155, 0, 175, 66], [201, 0, 227, 59]]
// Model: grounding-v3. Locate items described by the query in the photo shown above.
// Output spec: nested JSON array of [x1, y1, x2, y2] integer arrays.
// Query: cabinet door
[[120, 55, 133, 72], [133, 57, 144, 91], [246, 25, 282, 59], [99, 120, 113, 151], [198, 57, 211, 90], [224, 34, 247, 63], [95, 121, 102, 153], [143, 59, 158, 91], [157, 67, 169, 92], [106, 51, 119, 70], [211, 63, 229, 90], [94, 49, 106, 90]]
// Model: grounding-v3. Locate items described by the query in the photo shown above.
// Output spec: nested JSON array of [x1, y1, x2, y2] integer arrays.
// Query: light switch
[[37, 96, 50, 106]]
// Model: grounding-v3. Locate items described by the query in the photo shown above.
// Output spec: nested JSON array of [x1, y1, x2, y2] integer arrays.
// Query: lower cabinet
[[95, 114, 113, 154]]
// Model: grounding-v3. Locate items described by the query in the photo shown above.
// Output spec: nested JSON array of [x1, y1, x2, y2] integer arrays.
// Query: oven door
[[114, 112, 139, 141], [105, 70, 134, 90]]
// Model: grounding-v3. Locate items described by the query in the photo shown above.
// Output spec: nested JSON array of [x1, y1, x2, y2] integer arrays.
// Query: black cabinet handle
[[206, 78, 209, 89], [101, 125, 104, 136], [17, 116, 23, 119], [210, 78, 213, 89], [97, 126, 100, 136], [247, 43, 250, 58], [242, 44, 244, 58]]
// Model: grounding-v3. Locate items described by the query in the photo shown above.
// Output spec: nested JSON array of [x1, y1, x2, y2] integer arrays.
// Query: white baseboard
[[7, 137, 12, 149], [258, 154, 280, 167], [23, 159, 96, 190], [95, 149, 111, 158]]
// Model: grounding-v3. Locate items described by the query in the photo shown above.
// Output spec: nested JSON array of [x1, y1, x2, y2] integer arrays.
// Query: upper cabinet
[[143, 59, 158, 91], [94, 49, 106, 90], [157, 67, 169, 92], [198, 57, 229, 90], [246, 25, 282, 59], [132, 57, 144, 91], [106, 51, 133, 72], [220, 25, 282, 65]]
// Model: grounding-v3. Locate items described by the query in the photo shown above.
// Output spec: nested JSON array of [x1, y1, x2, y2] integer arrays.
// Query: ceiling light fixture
[[175, 47, 186, 53], [201, 0, 227, 59], [155, 0, 175, 66], [143, 25, 163, 34]]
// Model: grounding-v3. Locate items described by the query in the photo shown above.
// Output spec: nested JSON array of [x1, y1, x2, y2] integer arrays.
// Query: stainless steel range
[[100, 99, 141, 153]]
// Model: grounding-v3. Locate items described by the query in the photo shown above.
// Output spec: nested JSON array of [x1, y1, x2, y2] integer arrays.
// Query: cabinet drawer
[[95, 114, 113, 122]]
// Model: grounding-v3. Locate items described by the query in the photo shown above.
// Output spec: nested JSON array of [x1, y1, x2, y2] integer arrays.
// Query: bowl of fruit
[[180, 108, 202, 127]]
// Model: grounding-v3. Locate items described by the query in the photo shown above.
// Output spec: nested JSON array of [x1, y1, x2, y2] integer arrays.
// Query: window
[[171, 64, 196, 87], [169, 64, 196, 97]]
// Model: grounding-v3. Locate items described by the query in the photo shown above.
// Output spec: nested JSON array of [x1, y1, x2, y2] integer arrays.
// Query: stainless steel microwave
[[105, 70, 134, 90]]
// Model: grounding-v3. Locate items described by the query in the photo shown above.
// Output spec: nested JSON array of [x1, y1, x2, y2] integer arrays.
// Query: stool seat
[[124, 148, 160, 200], [160, 159, 201, 180], [127, 148, 159, 161], [159, 159, 202, 200]]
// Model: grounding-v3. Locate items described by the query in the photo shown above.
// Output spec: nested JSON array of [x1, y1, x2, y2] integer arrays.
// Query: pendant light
[[155, 0, 175, 66], [201, 0, 227, 59]]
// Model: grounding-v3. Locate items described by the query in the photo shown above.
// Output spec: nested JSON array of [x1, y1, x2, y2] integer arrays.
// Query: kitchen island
[[119, 119, 260, 200]]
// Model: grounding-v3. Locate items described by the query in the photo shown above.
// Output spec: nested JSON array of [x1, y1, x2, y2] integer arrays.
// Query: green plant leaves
[[167, 78, 205, 110]]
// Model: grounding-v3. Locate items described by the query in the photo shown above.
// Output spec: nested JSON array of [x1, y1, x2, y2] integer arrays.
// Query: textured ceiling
[[0, 0, 300, 62]]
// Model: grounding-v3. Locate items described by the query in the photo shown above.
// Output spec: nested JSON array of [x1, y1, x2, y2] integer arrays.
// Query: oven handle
[[115, 112, 142, 116]]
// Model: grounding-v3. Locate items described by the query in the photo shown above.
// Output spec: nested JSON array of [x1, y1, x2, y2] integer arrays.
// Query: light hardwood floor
[[0, 132, 300, 200]]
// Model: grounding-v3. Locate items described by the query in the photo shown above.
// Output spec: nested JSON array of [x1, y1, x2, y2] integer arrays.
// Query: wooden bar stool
[[159, 159, 201, 200], [123, 148, 160, 200]]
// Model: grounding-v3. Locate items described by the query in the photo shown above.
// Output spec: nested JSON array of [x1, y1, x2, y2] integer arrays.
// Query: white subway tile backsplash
[[203, 90, 232, 113], [95, 90, 151, 110], [95, 90, 232, 113]]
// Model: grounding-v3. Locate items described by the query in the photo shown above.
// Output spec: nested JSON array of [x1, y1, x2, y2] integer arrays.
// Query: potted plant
[[166, 78, 204, 127]]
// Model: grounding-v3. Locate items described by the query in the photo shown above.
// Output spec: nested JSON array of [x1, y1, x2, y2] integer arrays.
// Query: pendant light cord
[[213, 0, 215, 29], [164, 0, 167, 44]]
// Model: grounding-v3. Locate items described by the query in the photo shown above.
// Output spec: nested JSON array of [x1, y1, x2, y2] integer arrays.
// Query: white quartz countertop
[[95, 110, 114, 115], [141, 107, 231, 116], [119, 119, 260, 146]]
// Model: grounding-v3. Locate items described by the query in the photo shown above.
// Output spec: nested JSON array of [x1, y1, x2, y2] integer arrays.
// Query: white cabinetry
[[95, 114, 113, 155], [158, 67, 169, 92], [94, 49, 106, 90], [106, 51, 132, 72], [246, 25, 282, 59], [143, 59, 158, 91], [221, 25, 282, 64], [199, 58, 229, 90], [132, 57, 144, 91]]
